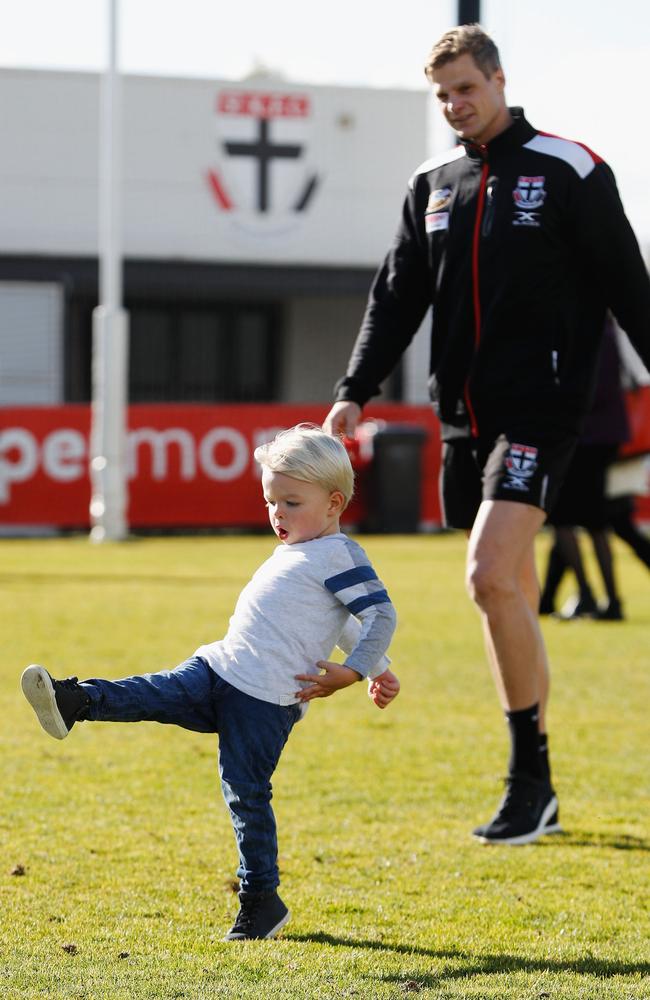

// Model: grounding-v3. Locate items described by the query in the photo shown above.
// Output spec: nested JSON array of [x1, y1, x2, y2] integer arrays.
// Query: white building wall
[[0, 68, 427, 268], [1, 72, 99, 254]]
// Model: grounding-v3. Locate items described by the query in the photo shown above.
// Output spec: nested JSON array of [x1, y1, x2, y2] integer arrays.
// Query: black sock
[[505, 703, 542, 780], [538, 733, 552, 784]]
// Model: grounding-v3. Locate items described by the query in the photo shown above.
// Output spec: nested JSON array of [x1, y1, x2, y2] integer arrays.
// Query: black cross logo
[[225, 118, 302, 213]]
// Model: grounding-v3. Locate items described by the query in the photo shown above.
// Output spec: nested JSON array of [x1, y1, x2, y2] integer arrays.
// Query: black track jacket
[[334, 108, 650, 441]]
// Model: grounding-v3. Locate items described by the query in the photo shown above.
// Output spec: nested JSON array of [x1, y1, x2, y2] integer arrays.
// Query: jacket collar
[[462, 107, 537, 160]]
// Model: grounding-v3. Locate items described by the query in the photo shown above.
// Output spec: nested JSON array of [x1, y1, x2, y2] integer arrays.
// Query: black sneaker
[[594, 598, 624, 621], [556, 593, 598, 620], [472, 773, 558, 845], [223, 890, 290, 941], [21, 665, 90, 740], [543, 803, 562, 835]]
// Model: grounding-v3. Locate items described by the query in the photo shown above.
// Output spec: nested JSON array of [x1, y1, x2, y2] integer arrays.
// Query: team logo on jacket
[[427, 188, 452, 212], [503, 443, 538, 492], [512, 175, 546, 227], [425, 187, 452, 233]]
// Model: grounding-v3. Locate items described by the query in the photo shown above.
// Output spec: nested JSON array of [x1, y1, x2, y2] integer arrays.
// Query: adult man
[[323, 24, 650, 844]]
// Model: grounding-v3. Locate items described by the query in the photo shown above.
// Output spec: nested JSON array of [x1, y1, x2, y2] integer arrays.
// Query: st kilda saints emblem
[[512, 175, 546, 227], [503, 443, 539, 492], [207, 89, 320, 229]]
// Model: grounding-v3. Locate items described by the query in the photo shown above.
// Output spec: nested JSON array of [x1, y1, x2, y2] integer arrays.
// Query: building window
[[66, 299, 279, 403]]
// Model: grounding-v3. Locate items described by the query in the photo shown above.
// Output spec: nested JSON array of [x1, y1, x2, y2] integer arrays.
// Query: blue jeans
[[81, 656, 302, 894]]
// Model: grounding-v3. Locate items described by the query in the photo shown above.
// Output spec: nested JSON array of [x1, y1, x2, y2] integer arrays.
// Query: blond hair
[[254, 423, 354, 509], [425, 24, 501, 82]]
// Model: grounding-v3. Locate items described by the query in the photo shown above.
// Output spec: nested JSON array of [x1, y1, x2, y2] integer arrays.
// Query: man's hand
[[322, 401, 362, 439], [295, 661, 362, 702], [368, 669, 400, 709]]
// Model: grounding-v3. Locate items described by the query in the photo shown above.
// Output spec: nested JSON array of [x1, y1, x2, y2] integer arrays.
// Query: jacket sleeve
[[334, 183, 432, 407], [571, 161, 650, 369]]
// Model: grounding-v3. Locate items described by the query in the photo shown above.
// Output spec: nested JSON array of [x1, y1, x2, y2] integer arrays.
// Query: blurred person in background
[[603, 466, 650, 568], [541, 322, 650, 620], [323, 24, 650, 845], [540, 320, 628, 621]]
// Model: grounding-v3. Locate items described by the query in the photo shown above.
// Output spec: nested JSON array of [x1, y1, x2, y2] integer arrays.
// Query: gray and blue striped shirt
[[195, 532, 396, 707]]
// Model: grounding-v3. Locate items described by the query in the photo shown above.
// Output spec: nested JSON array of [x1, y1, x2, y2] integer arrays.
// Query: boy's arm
[[335, 614, 391, 678], [294, 660, 362, 702], [336, 617, 400, 707], [333, 592, 397, 679], [322, 550, 397, 678]]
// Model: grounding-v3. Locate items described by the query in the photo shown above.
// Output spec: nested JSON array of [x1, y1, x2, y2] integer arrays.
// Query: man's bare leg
[[477, 537, 549, 731], [466, 500, 558, 844], [467, 499, 546, 708]]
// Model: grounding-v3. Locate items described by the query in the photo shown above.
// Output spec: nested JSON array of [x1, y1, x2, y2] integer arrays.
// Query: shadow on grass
[[285, 932, 650, 981], [536, 830, 650, 852]]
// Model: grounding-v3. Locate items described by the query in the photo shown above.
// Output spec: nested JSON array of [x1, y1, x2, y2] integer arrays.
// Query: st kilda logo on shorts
[[206, 90, 320, 225], [503, 443, 539, 492], [512, 175, 546, 227]]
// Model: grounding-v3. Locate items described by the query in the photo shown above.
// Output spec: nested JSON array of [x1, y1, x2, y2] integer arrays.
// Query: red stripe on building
[[206, 170, 233, 211]]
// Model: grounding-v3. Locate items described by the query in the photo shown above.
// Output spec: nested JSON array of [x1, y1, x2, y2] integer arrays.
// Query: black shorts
[[548, 444, 618, 529], [440, 432, 579, 531]]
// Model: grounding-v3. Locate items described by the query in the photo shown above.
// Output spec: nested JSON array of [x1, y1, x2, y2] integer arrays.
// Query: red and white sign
[[0, 404, 441, 529], [217, 91, 310, 119]]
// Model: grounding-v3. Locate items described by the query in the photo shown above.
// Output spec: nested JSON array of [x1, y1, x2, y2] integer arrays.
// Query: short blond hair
[[425, 24, 501, 82], [254, 423, 354, 510]]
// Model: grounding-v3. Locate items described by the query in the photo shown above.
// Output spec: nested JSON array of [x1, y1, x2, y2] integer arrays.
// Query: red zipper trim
[[465, 160, 489, 437]]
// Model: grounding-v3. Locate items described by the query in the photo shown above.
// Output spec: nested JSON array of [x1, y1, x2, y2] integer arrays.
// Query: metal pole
[[90, 0, 129, 542], [458, 0, 481, 23]]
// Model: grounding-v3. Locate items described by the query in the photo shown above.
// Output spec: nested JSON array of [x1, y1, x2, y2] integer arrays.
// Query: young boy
[[21, 424, 399, 941]]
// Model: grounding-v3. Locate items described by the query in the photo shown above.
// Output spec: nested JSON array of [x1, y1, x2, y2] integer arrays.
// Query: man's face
[[430, 52, 509, 146]]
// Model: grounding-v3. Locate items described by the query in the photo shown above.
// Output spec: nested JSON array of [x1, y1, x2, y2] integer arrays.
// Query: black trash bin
[[364, 424, 427, 533]]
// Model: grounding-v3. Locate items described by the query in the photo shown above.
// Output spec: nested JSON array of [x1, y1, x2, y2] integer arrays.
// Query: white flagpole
[[90, 0, 129, 542]]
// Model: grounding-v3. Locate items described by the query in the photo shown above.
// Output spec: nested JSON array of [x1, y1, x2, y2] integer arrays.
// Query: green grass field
[[1, 532, 648, 999]]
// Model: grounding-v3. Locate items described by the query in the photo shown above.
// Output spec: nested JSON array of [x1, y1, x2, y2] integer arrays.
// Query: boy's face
[[261, 469, 344, 545]]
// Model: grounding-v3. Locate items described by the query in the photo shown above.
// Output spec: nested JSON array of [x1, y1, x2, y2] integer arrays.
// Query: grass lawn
[[0, 532, 648, 999]]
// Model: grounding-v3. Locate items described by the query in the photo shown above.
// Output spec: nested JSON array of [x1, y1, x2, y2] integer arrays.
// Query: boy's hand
[[368, 669, 400, 709], [295, 661, 361, 702]]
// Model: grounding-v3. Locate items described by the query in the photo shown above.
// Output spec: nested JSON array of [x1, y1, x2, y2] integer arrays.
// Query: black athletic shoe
[[543, 804, 562, 835], [556, 593, 598, 620], [472, 773, 558, 845], [223, 890, 290, 941], [594, 599, 624, 621], [21, 665, 90, 740]]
